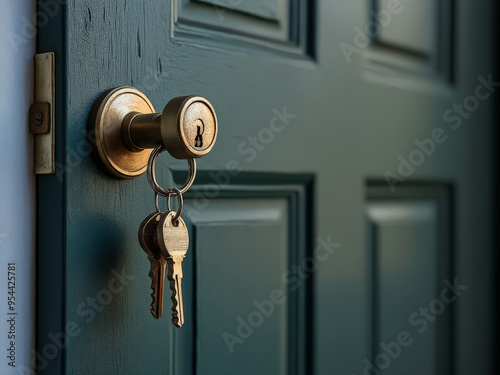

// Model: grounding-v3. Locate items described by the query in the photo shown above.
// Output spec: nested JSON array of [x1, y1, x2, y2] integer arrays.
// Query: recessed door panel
[[367, 185, 452, 375], [196, 0, 284, 21], [174, 173, 314, 375], [173, 0, 312, 57], [193, 199, 288, 375], [378, 0, 435, 56]]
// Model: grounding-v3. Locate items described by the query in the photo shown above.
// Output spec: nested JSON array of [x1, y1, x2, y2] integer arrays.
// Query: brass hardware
[[157, 209, 189, 328], [89, 87, 218, 179], [89, 87, 155, 179], [140, 148, 194, 327], [31, 53, 55, 174]]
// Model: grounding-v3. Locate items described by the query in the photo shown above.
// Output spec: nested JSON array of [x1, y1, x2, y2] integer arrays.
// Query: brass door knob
[[88, 87, 218, 179]]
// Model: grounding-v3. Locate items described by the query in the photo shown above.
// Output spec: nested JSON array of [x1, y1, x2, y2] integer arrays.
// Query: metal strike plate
[[88, 86, 218, 179], [32, 53, 55, 174]]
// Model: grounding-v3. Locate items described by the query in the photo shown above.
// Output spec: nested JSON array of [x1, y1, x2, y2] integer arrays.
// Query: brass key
[[157, 211, 189, 328], [138, 212, 167, 319]]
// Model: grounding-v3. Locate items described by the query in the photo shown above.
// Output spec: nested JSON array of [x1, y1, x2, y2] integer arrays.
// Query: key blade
[[149, 257, 167, 319], [158, 212, 189, 327], [167, 257, 185, 327], [139, 212, 166, 319], [172, 273, 184, 327]]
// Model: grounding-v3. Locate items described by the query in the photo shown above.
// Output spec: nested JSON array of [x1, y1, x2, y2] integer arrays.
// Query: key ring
[[154, 192, 162, 213], [147, 145, 197, 197], [166, 187, 183, 224], [154, 190, 183, 218]]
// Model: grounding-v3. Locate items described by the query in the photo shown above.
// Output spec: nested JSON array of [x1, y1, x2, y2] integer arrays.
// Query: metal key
[[138, 212, 167, 319], [157, 211, 189, 328]]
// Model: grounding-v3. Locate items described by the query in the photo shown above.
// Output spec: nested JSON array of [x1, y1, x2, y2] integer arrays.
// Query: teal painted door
[[36, 0, 495, 374]]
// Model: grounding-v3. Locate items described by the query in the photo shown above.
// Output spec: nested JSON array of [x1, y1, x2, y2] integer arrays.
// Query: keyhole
[[194, 120, 205, 148]]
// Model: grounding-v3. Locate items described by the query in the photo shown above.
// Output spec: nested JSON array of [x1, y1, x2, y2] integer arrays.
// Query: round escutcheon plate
[[89, 87, 155, 179]]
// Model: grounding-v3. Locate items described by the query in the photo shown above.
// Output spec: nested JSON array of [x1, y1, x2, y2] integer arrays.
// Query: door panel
[[173, 0, 312, 57], [367, 184, 452, 375], [36, 0, 495, 374], [194, 200, 289, 375], [377, 0, 435, 55], [182, 175, 313, 375], [365, 0, 453, 80], [197, 0, 284, 21]]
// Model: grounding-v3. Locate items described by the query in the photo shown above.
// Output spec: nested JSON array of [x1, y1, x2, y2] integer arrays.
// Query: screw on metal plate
[[34, 112, 43, 124], [29, 102, 51, 134]]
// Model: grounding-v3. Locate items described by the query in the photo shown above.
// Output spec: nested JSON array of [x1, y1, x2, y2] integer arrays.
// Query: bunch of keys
[[138, 145, 196, 328]]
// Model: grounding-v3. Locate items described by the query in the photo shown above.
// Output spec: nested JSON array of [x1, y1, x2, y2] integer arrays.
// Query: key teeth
[[168, 277, 183, 327], [148, 257, 161, 319], [150, 290, 159, 319], [169, 279, 179, 316]]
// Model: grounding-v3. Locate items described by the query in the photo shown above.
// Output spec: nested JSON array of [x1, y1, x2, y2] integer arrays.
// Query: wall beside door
[[0, 1, 37, 373]]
